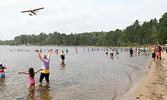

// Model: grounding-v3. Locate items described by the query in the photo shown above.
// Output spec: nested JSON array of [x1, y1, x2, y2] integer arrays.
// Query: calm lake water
[[0, 46, 151, 100]]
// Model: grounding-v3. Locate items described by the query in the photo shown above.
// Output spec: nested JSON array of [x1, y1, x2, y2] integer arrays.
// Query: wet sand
[[122, 53, 167, 100]]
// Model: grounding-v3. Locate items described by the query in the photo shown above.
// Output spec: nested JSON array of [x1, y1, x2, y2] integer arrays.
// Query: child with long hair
[[18, 67, 42, 90]]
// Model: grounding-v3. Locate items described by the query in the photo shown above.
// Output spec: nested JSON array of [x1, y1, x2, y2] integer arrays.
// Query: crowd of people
[[1, 43, 167, 91], [128, 43, 167, 62]]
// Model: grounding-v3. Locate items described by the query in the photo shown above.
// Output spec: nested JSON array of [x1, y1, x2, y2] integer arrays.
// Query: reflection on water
[[27, 89, 35, 99], [60, 63, 66, 70], [26, 84, 51, 100], [0, 46, 151, 100], [36, 84, 51, 100], [0, 78, 6, 92]]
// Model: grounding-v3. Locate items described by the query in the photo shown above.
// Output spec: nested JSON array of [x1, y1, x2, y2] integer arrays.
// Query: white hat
[[0, 62, 2, 65]]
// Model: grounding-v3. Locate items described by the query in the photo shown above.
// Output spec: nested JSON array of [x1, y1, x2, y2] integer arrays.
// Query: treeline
[[1, 12, 167, 46]]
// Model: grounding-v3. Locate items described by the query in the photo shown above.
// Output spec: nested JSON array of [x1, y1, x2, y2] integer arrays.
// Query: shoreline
[[119, 52, 167, 100]]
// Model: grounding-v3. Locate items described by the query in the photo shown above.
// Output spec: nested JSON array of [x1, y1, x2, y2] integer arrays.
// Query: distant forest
[[0, 12, 167, 46]]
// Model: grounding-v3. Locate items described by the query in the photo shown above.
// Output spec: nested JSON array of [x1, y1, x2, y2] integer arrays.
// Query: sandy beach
[[121, 52, 167, 100]]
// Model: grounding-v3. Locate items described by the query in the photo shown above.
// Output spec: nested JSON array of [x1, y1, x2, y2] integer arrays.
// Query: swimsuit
[[157, 52, 161, 56], [29, 76, 35, 84], [152, 53, 156, 58], [61, 55, 65, 60], [130, 49, 133, 55]]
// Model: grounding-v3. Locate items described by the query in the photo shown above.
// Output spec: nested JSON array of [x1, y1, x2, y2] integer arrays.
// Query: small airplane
[[21, 7, 44, 16]]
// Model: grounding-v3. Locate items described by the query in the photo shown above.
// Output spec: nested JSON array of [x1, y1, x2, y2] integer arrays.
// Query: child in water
[[18, 68, 42, 90], [0, 62, 7, 78]]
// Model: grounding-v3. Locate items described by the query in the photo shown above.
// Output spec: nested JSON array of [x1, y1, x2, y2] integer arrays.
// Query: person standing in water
[[105, 49, 108, 55], [137, 47, 140, 56], [55, 49, 58, 54], [0, 62, 7, 78], [116, 49, 119, 57], [130, 47, 133, 57], [18, 67, 42, 90], [35, 49, 52, 85], [143, 47, 146, 54], [75, 47, 78, 53], [66, 48, 68, 53], [110, 50, 114, 58], [60, 50, 65, 64]]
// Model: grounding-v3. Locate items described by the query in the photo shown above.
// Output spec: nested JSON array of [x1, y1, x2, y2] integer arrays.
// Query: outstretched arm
[[35, 50, 43, 61], [48, 49, 52, 59], [34, 68, 42, 74], [18, 72, 29, 75], [3, 65, 7, 69]]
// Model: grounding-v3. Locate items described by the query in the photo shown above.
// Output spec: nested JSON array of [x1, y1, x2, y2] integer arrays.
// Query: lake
[[0, 46, 151, 100]]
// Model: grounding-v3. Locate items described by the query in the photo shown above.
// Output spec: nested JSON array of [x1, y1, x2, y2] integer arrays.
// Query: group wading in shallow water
[[0, 45, 167, 95], [17, 49, 53, 90], [16, 48, 67, 91]]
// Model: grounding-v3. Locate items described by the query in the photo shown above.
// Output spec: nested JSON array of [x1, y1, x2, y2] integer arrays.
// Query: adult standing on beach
[[151, 45, 156, 62], [157, 44, 161, 60], [35, 49, 52, 85], [165, 43, 167, 55]]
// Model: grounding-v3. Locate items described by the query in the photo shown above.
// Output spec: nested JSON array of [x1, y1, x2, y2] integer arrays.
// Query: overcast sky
[[0, 0, 167, 40]]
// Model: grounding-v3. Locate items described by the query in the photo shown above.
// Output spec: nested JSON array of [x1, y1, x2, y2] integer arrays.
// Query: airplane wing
[[32, 7, 44, 11], [21, 10, 32, 13]]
